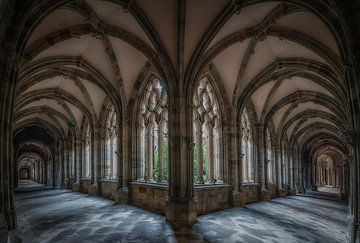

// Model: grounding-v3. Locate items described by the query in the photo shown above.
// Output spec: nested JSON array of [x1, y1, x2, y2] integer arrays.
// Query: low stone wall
[[268, 183, 277, 198], [80, 179, 91, 194], [242, 183, 259, 203], [194, 184, 231, 215], [100, 180, 118, 200], [129, 182, 168, 214], [129, 183, 232, 215]]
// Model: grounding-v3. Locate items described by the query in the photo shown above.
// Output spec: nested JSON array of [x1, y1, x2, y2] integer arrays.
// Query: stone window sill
[[194, 184, 230, 190], [242, 182, 259, 186], [130, 181, 169, 189], [100, 179, 117, 183]]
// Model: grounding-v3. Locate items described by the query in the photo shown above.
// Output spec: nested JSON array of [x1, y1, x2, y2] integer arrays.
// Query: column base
[[297, 186, 305, 193], [231, 191, 245, 207], [115, 187, 129, 204], [311, 185, 318, 191], [260, 188, 271, 201], [165, 198, 197, 227], [72, 182, 80, 192], [278, 188, 287, 197], [347, 214, 360, 243], [89, 184, 99, 196], [290, 188, 297, 196]]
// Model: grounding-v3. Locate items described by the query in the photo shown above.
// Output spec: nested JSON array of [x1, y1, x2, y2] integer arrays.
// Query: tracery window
[[193, 78, 223, 184], [266, 128, 274, 182], [104, 105, 118, 179], [83, 123, 91, 178], [241, 108, 254, 182], [137, 78, 169, 182]]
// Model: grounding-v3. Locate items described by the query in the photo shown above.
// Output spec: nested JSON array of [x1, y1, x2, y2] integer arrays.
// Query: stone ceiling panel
[[209, 2, 279, 48], [251, 80, 275, 120], [212, 39, 250, 104], [109, 37, 147, 101], [26, 8, 86, 47], [185, 0, 230, 68], [86, 0, 154, 49], [137, 0, 178, 66], [276, 11, 340, 56]]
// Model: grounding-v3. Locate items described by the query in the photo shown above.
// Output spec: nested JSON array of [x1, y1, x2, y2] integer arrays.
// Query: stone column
[[63, 139, 68, 187], [165, 93, 197, 227], [230, 119, 245, 207], [195, 122, 204, 184], [110, 134, 114, 178], [256, 123, 270, 200], [72, 138, 82, 192], [207, 122, 214, 183], [274, 144, 282, 194], [158, 121, 164, 182], [145, 124, 154, 181], [89, 130, 101, 196], [289, 150, 296, 195]]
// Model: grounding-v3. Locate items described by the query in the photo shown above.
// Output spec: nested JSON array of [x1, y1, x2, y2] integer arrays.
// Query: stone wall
[[100, 180, 118, 200], [194, 185, 231, 215], [80, 179, 91, 194], [242, 183, 259, 203], [268, 183, 277, 198], [129, 182, 168, 214]]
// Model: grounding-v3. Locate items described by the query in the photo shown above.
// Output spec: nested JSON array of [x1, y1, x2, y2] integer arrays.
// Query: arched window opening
[[137, 78, 169, 183], [193, 78, 223, 184], [266, 128, 274, 182], [241, 108, 254, 183], [104, 105, 118, 179], [83, 123, 91, 178]]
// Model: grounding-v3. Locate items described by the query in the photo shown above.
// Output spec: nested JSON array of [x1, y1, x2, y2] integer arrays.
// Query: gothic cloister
[[0, 0, 360, 242]]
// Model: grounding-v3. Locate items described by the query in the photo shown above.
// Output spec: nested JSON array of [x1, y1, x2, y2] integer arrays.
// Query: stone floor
[[13, 181, 348, 243], [16, 179, 48, 192]]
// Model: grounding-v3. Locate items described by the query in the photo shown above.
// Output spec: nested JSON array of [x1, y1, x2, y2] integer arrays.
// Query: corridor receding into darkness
[[1, 0, 360, 243], [14, 180, 347, 243]]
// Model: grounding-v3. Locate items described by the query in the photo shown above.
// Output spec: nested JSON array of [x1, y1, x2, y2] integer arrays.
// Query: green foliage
[[152, 141, 169, 182], [193, 141, 208, 182]]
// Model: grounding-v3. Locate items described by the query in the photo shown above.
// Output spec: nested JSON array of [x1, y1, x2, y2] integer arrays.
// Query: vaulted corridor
[[1, 0, 360, 242], [14, 181, 347, 242]]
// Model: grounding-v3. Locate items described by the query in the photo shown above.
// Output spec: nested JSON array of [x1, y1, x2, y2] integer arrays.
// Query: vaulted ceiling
[[14, 0, 349, 165]]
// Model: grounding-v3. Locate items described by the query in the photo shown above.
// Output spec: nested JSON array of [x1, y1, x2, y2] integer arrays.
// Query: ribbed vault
[[1, 0, 358, 240]]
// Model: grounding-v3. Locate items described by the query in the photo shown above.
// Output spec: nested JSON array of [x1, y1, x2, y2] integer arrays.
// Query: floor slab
[[13, 188, 348, 242]]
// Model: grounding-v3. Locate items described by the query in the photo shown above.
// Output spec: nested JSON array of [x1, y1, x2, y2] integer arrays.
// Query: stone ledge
[[194, 183, 230, 190], [130, 181, 169, 190]]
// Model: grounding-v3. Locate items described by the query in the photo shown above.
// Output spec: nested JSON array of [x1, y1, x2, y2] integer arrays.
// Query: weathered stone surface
[[194, 185, 231, 215], [100, 180, 118, 200], [242, 184, 259, 203], [268, 183, 277, 198], [130, 182, 168, 214], [80, 179, 91, 194]]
